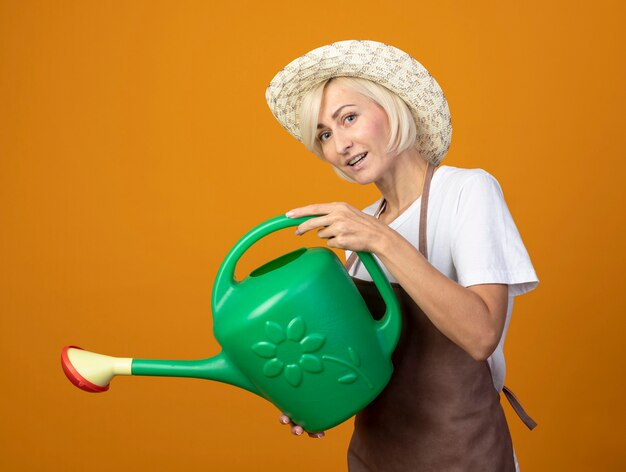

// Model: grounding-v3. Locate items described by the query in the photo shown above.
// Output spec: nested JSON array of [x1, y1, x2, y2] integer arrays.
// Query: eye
[[344, 113, 357, 124], [318, 130, 331, 142]]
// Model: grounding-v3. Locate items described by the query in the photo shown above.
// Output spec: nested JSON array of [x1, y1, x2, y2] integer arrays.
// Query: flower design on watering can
[[251, 316, 326, 387]]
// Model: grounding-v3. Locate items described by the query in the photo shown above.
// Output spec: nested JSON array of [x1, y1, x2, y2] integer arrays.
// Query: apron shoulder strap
[[418, 162, 435, 259]]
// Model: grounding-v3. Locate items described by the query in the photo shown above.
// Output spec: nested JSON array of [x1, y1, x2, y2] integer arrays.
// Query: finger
[[291, 425, 304, 436], [325, 236, 343, 249], [286, 203, 342, 219], [296, 215, 335, 236], [308, 431, 325, 439], [316, 225, 338, 240], [279, 414, 291, 425]]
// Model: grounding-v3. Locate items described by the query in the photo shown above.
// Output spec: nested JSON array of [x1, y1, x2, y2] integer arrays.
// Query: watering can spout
[[61, 346, 259, 395], [132, 353, 259, 394]]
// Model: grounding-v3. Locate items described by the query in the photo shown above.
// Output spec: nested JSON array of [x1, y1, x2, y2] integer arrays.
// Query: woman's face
[[316, 80, 393, 184]]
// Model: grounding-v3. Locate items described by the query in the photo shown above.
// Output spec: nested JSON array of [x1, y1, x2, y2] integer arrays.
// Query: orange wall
[[1, 1, 624, 470]]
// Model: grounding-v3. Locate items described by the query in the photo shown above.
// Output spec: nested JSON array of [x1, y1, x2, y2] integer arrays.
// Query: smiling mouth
[[348, 152, 367, 166]]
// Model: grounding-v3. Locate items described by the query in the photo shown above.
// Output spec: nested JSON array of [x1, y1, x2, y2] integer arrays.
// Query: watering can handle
[[212, 215, 401, 356]]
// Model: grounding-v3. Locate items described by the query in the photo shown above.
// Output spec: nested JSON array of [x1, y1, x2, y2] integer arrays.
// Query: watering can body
[[63, 215, 401, 433], [211, 249, 397, 432]]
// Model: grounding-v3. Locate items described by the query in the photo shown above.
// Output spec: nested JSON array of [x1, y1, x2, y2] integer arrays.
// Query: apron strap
[[502, 385, 538, 430], [345, 162, 435, 274], [418, 162, 435, 260]]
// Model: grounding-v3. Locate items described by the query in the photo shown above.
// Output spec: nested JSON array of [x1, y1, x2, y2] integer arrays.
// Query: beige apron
[[345, 162, 535, 471]]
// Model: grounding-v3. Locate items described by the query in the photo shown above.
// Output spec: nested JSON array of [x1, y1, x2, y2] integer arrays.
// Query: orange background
[[1, 1, 624, 470]]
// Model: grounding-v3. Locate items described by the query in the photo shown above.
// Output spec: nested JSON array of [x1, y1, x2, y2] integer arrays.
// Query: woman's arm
[[287, 203, 508, 362], [376, 225, 508, 361]]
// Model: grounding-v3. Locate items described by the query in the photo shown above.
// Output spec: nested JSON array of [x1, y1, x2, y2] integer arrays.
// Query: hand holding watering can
[[62, 215, 401, 433]]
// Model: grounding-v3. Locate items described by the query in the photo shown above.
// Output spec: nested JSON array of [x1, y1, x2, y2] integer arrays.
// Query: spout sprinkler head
[[61, 346, 110, 393]]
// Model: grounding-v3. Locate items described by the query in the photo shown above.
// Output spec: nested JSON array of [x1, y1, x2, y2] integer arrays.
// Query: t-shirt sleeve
[[451, 172, 539, 297]]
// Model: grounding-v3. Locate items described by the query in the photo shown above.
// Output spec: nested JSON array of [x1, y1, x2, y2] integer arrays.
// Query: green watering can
[[62, 215, 401, 432]]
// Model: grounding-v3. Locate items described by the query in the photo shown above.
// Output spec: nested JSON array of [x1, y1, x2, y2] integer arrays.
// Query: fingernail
[[294, 229, 300, 236], [285, 210, 295, 218]]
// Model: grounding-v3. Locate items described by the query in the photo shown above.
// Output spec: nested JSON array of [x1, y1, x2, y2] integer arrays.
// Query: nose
[[333, 130, 353, 155]]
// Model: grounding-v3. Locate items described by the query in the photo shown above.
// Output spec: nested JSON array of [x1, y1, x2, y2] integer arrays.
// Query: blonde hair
[[299, 76, 418, 182]]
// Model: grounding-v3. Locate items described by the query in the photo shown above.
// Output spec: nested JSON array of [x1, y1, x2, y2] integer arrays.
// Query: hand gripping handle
[[211, 215, 401, 355]]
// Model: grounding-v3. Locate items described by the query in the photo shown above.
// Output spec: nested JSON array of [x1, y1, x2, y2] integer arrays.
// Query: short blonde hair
[[299, 77, 418, 182]]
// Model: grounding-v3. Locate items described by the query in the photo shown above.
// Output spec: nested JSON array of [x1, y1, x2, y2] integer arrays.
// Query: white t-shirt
[[346, 165, 539, 393]]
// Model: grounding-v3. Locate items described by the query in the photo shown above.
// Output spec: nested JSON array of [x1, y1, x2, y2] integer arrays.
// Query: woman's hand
[[279, 413, 325, 438], [286, 202, 389, 253]]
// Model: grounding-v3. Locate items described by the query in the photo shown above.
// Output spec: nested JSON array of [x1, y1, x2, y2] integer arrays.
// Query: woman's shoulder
[[434, 165, 505, 202], [435, 165, 500, 188]]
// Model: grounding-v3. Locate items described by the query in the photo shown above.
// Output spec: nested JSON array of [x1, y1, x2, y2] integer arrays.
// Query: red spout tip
[[61, 346, 110, 393]]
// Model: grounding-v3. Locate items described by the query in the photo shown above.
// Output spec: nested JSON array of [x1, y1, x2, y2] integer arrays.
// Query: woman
[[265, 40, 538, 471]]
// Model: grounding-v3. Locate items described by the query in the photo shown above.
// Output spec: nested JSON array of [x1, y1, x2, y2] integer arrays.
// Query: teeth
[[349, 152, 367, 166]]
